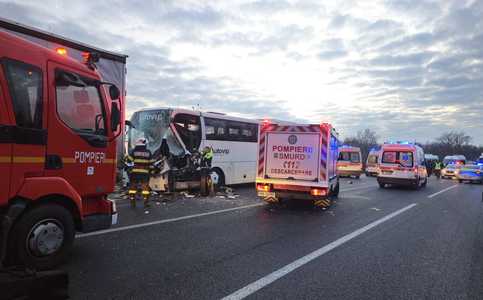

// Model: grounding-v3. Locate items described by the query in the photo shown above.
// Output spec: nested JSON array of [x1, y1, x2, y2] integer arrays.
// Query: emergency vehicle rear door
[[0, 69, 12, 201], [46, 61, 113, 196]]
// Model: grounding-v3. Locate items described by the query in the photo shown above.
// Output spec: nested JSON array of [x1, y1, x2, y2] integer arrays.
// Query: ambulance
[[337, 145, 363, 178], [255, 121, 340, 208], [365, 146, 380, 177], [377, 142, 428, 189]]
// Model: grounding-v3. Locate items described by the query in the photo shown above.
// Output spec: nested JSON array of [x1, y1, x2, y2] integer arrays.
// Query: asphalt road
[[64, 176, 483, 299]]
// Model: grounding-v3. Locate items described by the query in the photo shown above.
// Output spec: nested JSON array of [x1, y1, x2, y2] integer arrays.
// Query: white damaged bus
[[127, 107, 259, 192]]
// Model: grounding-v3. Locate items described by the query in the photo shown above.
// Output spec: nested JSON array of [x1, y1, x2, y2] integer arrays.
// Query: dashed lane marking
[[427, 184, 458, 198], [221, 203, 418, 300]]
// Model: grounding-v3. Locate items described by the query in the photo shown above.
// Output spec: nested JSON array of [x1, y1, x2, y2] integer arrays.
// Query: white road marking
[[427, 184, 458, 198], [340, 185, 375, 192], [221, 203, 417, 300], [76, 203, 264, 238]]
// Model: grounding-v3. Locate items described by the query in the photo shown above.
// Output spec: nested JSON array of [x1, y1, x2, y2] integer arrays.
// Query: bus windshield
[[128, 109, 184, 156]]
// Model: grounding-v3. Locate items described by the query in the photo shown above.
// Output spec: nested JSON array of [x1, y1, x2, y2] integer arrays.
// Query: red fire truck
[[0, 18, 127, 270]]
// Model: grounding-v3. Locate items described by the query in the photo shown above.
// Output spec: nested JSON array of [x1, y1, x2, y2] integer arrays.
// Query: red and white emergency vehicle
[[255, 121, 339, 208], [365, 146, 380, 177], [336, 145, 363, 178], [0, 18, 127, 270], [377, 142, 428, 189]]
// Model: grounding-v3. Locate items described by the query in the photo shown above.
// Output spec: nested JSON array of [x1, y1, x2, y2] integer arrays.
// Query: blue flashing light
[[384, 140, 414, 145]]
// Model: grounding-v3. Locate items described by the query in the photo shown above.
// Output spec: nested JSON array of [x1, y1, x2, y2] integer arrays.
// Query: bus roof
[[134, 107, 260, 124]]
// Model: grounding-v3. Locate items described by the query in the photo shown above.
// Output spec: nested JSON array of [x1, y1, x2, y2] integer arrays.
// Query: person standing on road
[[125, 138, 154, 208], [201, 146, 214, 168], [434, 161, 442, 179]]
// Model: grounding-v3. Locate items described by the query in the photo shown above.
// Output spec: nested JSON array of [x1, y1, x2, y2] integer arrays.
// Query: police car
[[455, 164, 483, 184]]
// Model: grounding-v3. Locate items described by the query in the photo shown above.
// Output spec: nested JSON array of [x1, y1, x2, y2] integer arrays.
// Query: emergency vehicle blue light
[[384, 140, 413, 145]]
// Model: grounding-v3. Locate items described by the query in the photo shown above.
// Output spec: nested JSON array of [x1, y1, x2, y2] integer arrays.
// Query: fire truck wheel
[[331, 182, 340, 198], [10, 204, 75, 270]]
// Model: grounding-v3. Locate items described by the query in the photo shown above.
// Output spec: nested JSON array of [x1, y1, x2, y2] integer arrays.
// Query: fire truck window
[[2, 60, 43, 128], [173, 113, 201, 152], [56, 73, 106, 135]]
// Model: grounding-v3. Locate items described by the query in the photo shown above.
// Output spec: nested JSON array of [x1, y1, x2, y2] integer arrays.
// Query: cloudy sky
[[1, 0, 482, 144]]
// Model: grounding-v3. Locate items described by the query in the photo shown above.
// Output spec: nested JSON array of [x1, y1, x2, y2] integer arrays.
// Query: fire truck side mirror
[[109, 85, 120, 100], [111, 102, 121, 132]]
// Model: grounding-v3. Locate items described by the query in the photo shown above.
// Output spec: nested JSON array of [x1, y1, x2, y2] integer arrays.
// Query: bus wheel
[[10, 204, 75, 270], [210, 168, 225, 190]]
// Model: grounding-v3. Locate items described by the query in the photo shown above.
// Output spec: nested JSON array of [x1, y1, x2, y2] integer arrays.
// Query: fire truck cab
[[0, 19, 127, 270]]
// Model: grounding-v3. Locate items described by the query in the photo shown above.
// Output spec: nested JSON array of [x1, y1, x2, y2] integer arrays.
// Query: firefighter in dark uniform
[[125, 138, 154, 208]]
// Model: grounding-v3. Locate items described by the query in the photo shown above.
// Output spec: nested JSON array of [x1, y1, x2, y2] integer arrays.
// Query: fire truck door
[[0, 59, 46, 199], [0, 70, 12, 202], [46, 61, 113, 196]]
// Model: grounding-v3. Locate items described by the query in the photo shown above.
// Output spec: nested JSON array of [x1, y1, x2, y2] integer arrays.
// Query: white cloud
[[1, 0, 482, 144]]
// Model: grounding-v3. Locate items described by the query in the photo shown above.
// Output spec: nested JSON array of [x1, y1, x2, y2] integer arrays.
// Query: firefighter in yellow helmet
[[124, 138, 154, 208]]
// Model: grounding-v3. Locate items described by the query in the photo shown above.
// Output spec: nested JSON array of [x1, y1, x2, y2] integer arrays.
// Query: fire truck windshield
[[128, 109, 184, 157]]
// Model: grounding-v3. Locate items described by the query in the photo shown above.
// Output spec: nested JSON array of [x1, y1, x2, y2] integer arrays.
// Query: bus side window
[[173, 113, 201, 152], [205, 117, 227, 141]]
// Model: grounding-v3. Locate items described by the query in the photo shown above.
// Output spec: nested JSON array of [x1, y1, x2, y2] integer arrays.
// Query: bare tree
[[436, 131, 472, 147], [343, 128, 379, 163]]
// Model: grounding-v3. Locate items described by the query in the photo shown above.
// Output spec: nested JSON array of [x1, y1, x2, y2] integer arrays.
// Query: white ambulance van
[[377, 142, 428, 189], [365, 146, 380, 177], [255, 121, 339, 208], [337, 145, 363, 178]]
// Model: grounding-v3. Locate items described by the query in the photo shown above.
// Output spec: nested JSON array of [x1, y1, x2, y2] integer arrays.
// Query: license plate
[[258, 191, 276, 198], [382, 170, 393, 175]]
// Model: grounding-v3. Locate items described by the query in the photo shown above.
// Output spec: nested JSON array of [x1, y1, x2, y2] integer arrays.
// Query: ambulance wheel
[[10, 204, 75, 270]]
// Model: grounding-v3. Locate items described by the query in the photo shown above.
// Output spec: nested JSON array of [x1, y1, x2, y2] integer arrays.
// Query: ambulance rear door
[[264, 131, 320, 182]]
